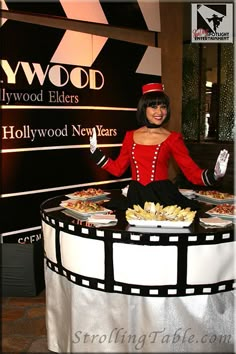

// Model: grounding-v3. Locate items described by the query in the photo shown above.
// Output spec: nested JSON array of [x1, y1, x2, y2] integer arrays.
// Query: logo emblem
[[191, 3, 233, 43]]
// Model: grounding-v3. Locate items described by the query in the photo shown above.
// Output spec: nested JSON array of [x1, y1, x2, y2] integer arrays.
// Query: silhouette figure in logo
[[207, 14, 224, 33]]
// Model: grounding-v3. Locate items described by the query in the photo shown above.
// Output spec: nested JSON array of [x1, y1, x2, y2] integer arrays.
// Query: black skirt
[[105, 180, 200, 211], [127, 180, 200, 210]]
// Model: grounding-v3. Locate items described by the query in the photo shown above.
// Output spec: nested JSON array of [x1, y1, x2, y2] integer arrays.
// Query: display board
[[1, 1, 161, 244]]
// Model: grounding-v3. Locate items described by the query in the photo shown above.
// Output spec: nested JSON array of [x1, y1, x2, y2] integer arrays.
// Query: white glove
[[214, 149, 229, 179], [89, 127, 97, 154]]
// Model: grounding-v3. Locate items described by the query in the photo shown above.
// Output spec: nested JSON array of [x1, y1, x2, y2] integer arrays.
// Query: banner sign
[[1, 1, 161, 243]]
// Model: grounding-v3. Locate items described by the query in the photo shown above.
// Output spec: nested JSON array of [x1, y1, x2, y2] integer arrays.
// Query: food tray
[[206, 209, 236, 220], [126, 226, 191, 233], [60, 200, 111, 217], [66, 192, 110, 201], [194, 192, 235, 204], [61, 207, 111, 217], [127, 219, 193, 228]]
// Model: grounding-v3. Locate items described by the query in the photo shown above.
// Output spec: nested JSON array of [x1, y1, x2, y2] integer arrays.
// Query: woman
[[90, 83, 229, 209]]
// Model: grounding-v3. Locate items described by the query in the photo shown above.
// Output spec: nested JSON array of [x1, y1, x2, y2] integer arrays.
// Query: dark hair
[[136, 91, 171, 126]]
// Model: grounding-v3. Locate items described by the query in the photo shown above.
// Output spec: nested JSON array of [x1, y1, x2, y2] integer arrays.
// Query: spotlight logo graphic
[[191, 3, 233, 43]]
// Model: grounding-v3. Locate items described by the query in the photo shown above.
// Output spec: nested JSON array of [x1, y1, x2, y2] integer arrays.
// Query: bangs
[[144, 92, 169, 107]]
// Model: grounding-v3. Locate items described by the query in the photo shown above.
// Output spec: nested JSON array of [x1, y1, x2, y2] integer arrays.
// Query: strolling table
[[40, 189, 235, 353]]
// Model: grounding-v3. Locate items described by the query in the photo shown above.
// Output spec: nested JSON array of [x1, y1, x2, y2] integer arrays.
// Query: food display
[[206, 203, 236, 219], [195, 190, 234, 203], [126, 202, 197, 228], [66, 188, 110, 200], [60, 199, 111, 216]]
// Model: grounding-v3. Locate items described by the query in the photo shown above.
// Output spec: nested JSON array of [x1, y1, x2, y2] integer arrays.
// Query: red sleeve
[[102, 131, 133, 177], [170, 133, 205, 185]]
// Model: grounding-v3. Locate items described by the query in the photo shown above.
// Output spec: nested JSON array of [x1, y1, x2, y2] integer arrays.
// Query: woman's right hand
[[89, 127, 97, 153]]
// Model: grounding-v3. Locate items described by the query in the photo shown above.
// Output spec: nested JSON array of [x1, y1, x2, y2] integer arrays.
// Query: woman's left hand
[[214, 149, 230, 179]]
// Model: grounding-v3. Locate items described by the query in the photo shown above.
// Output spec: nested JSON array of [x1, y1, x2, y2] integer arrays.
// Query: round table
[[41, 189, 235, 353]]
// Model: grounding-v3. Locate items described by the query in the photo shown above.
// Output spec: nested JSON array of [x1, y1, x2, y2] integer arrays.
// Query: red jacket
[[102, 130, 207, 186]]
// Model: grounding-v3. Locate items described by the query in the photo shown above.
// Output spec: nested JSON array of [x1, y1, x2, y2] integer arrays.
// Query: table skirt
[[45, 264, 234, 353]]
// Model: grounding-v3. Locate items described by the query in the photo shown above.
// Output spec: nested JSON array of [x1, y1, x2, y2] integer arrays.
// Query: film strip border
[[42, 211, 235, 297], [45, 258, 235, 298], [41, 210, 234, 246]]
